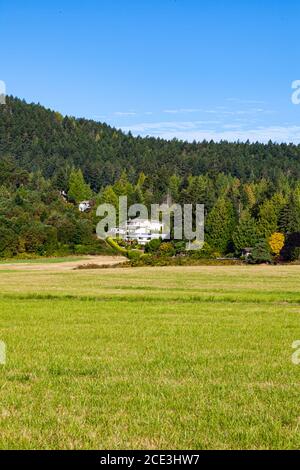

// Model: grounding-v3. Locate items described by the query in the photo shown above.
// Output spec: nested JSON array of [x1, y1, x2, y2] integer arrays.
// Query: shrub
[[20, 223, 49, 254], [291, 247, 300, 261], [144, 238, 161, 253], [0, 226, 18, 258], [189, 242, 218, 259], [268, 232, 285, 257], [128, 254, 243, 267], [248, 240, 272, 264], [106, 237, 128, 255], [43, 225, 58, 255], [280, 232, 300, 261], [173, 240, 186, 255], [127, 250, 142, 261], [159, 242, 175, 256]]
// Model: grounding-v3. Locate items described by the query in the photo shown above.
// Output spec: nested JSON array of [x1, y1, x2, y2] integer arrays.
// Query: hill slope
[[1, 96, 300, 193], [1, 96, 300, 261]]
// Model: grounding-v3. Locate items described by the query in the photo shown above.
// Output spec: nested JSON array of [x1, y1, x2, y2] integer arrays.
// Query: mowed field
[[0, 264, 300, 449]]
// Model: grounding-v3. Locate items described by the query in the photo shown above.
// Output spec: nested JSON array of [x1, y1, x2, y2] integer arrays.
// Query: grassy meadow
[[0, 264, 300, 449]]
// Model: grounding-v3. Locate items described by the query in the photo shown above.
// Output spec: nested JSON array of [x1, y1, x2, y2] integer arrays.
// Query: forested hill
[[1, 96, 300, 261], [1, 96, 300, 193]]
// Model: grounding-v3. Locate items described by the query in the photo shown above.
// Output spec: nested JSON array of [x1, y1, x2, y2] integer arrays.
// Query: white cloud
[[226, 98, 267, 105], [121, 121, 300, 144], [114, 111, 137, 116], [163, 106, 273, 116], [222, 123, 245, 129], [122, 120, 221, 133], [204, 108, 273, 116], [163, 108, 201, 114]]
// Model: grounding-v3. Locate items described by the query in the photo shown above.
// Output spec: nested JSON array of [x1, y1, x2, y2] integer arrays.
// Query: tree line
[[1, 96, 300, 261]]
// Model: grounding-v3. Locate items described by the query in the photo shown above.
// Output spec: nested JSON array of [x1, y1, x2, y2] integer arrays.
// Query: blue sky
[[1, 0, 300, 143]]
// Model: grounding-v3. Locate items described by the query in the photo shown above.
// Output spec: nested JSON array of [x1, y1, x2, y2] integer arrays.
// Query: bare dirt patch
[[0, 256, 126, 271]]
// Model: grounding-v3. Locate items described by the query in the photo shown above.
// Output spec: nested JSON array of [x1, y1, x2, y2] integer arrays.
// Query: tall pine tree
[[205, 198, 236, 253]]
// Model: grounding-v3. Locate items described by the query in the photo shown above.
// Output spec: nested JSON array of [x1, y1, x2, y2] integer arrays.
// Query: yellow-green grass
[[0, 265, 300, 449]]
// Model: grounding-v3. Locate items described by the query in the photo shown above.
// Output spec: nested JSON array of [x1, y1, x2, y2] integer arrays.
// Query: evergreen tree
[[99, 186, 119, 208], [279, 190, 300, 234], [243, 183, 256, 209], [68, 169, 93, 203], [52, 165, 71, 191], [232, 211, 259, 252], [181, 175, 215, 213], [257, 193, 285, 238], [168, 175, 181, 202], [113, 171, 135, 205], [205, 198, 236, 253]]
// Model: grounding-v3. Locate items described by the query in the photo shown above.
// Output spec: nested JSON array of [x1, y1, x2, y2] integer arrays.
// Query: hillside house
[[79, 200, 92, 212], [109, 218, 168, 245]]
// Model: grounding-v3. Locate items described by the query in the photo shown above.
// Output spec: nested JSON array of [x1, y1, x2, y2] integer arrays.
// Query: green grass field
[[0, 265, 300, 450]]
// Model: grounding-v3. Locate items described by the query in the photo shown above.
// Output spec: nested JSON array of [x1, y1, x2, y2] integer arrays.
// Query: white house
[[109, 218, 168, 245], [59, 190, 68, 201], [79, 200, 92, 212]]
